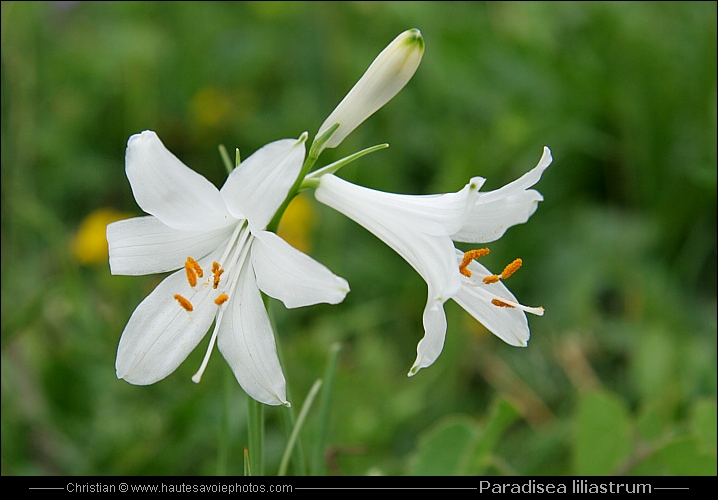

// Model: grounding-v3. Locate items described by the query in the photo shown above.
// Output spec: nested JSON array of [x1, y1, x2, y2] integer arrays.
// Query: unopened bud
[[316, 29, 424, 152]]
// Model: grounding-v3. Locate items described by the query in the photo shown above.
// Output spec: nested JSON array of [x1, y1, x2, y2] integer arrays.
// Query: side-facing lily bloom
[[313, 147, 552, 376], [107, 131, 349, 406]]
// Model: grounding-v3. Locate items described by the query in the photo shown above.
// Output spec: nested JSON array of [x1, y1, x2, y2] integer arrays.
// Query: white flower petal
[[217, 263, 288, 406], [315, 174, 478, 299], [251, 230, 350, 308], [451, 252, 530, 347], [317, 174, 481, 235], [107, 216, 234, 275], [115, 253, 221, 385], [408, 295, 448, 376], [316, 29, 424, 152], [221, 136, 306, 230], [453, 147, 552, 243], [125, 131, 233, 231]]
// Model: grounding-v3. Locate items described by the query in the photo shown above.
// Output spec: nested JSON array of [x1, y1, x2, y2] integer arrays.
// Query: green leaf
[[692, 398, 717, 455], [630, 328, 678, 407], [635, 401, 672, 443], [574, 390, 632, 475], [408, 415, 479, 476], [655, 437, 717, 475], [465, 397, 521, 474]]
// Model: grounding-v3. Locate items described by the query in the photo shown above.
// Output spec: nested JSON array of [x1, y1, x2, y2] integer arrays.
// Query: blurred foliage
[[1, 1, 715, 476]]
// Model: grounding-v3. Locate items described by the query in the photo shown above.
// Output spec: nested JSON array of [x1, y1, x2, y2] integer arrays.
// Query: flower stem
[[216, 367, 231, 475], [302, 143, 389, 189], [247, 397, 264, 476], [218, 144, 234, 174], [278, 379, 323, 476], [266, 124, 339, 233], [311, 343, 341, 475]]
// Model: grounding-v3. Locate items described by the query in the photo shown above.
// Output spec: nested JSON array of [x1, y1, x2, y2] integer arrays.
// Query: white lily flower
[[314, 147, 552, 375], [316, 28, 424, 152], [107, 131, 350, 406]]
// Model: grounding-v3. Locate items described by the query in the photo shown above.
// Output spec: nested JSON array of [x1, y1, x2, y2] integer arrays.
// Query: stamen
[[212, 262, 224, 289], [184, 259, 198, 287], [491, 298, 515, 308], [491, 297, 545, 316], [501, 258, 522, 279], [174, 293, 193, 312], [188, 256, 204, 278], [192, 222, 254, 385], [482, 258, 523, 284], [196, 266, 204, 277], [459, 248, 490, 277], [193, 223, 256, 383]]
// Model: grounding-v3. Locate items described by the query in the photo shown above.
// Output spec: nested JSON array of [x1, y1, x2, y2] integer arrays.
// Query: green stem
[[247, 397, 264, 476], [216, 367, 231, 475], [243, 447, 250, 476], [311, 343, 341, 475], [266, 124, 339, 233], [278, 379, 323, 476], [302, 143, 388, 189], [218, 144, 234, 174]]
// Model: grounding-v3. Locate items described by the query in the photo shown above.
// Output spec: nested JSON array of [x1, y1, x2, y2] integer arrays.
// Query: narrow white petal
[[408, 295, 448, 376], [317, 29, 424, 151], [251, 230, 349, 308], [453, 147, 552, 243], [125, 131, 233, 231], [107, 216, 234, 275], [451, 251, 531, 347], [481, 147, 552, 203], [115, 252, 222, 385], [217, 263, 288, 406], [221, 136, 306, 231]]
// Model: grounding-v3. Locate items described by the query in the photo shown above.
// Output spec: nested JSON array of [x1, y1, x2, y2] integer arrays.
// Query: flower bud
[[316, 28, 424, 152]]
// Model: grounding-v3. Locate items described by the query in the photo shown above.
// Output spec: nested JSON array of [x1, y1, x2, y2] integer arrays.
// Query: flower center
[[190, 221, 252, 384], [459, 248, 544, 316], [172, 257, 226, 313]]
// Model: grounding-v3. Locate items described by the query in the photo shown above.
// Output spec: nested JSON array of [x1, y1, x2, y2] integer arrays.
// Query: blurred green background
[[2, 1, 716, 476]]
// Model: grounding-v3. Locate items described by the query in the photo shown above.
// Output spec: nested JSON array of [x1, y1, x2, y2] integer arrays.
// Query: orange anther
[[184, 260, 198, 287], [214, 293, 229, 306], [482, 274, 500, 284], [459, 248, 490, 277], [186, 256, 204, 278], [212, 262, 224, 289], [491, 298, 515, 309], [174, 293, 194, 311], [501, 258, 522, 279]]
